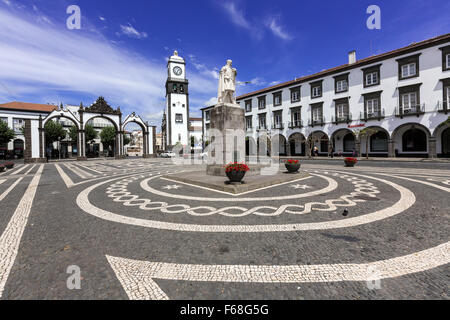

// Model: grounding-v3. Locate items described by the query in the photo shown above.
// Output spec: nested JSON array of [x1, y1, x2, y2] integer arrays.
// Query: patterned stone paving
[[0, 159, 448, 300]]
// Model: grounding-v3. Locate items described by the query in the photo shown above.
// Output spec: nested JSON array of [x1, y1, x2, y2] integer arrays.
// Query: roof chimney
[[348, 50, 356, 64]]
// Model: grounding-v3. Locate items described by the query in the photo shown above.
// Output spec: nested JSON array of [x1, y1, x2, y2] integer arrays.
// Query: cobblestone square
[[0, 158, 448, 300]]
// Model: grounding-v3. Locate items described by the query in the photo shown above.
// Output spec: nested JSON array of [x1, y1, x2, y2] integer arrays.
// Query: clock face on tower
[[173, 66, 183, 76]]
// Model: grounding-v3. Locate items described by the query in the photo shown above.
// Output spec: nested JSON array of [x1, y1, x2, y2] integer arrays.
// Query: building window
[[365, 72, 378, 86], [205, 111, 210, 121], [311, 104, 323, 124], [397, 54, 420, 80], [245, 100, 252, 112], [172, 84, 177, 92], [310, 81, 323, 99], [363, 91, 382, 120], [175, 114, 183, 123], [273, 112, 283, 129], [401, 63, 416, 78], [13, 118, 25, 134], [0, 117, 7, 125], [336, 80, 348, 93], [371, 131, 388, 152], [336, 103, 348, 118], [258, 96, 266, 110], [366, 98, 380, 115], [258, 114, 266, 129], [362, 64, 381, 88], [401, 92, 417, 111], [290, 87, 301, 102], [273, 92, 282, 106], [440, 45, 450, 71], [246, 117, 252, 130], [334, 73, 349, 93]]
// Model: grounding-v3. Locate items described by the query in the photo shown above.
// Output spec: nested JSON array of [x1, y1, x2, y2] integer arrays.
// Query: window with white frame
[[246, 117, 252, 130], [312, 107, 322, 122], [336, 104, 347, 118], [245, 100, 252, 112], [401, 63, 416, 78], [273, 93, 282, 106], [366, 72, 378, 86], [366, 99, 380, 116], [274, 113, 282, 128], [291, 88, 300, 102], [0, 117, 7, 124], [402, 92, 417, 111], [447, 54, 450, 68], [259, 115, 266, 129], [312, 86, 322, 98], [336, 80, 348, 92], [258, 97, 266, 109]]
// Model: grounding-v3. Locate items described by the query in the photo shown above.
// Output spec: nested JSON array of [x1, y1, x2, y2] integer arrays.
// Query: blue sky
[[0, 0, 449, 130]]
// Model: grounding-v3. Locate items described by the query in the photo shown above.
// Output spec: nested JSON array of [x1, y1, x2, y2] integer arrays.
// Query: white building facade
[[231, 34, 450, 158]]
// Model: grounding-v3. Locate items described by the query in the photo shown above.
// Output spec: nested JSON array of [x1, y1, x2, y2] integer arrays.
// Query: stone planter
[[226, 170, 246, 183], [285, 163, 301, 173], [344, 160, 357, 167]]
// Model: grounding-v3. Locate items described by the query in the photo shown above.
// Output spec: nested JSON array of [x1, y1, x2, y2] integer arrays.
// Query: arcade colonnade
[[23, 101, 156, 163], [245, 120, 450, 158]]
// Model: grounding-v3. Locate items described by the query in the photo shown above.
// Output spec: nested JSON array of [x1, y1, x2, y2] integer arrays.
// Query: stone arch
[[392, 122, 432, 157], [288, 132, 306, 156], [83, 115, 119, 158], [330, 128, 354, 155], [42, 113, 81, 160], [271, 134, 287, 156], [122, 113, 152, 158], [308, 130, 329, 156]]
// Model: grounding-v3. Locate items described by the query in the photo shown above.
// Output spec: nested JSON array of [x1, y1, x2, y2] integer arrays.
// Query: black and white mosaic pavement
[[0, 159, 448, 300]]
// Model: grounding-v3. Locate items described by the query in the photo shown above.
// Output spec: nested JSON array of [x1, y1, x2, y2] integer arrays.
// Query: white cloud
[[1, 0, 11, 7], [0, 8, 217, 121], [188, 54, 219, 80], [267, 17, 293, 41], [117, 23, 148, 39], [204, 97, 218, 106], [221, 1, 262, 39]]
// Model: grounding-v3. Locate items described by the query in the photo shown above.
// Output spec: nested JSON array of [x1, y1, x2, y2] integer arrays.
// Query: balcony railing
[[308, 116, 325, 127], [395, 104, 425, 118], [438, 101, 449, 114], [257, 125, 267, 131], [272, 123, 284, 130], [360, 109, 385, 121], [289, 120, 303, 129], [332, 114, 352, 124]]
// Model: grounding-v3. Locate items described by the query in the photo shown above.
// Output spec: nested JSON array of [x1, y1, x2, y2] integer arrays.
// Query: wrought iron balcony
[[332, 114, 352, 124], [360, 109, 385, 121], [257, 125, 267, 131], [438, 101, 449, 114], [288, 120, 303, 129], [271, 123, 284, 130], [308, 116, 325, 127], [395, 104, 425, 118]]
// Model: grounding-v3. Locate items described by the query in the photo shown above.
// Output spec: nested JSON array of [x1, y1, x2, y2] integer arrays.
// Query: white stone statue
[[218, 59, 237, 104]]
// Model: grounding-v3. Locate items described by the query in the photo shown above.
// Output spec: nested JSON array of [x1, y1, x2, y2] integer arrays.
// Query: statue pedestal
[[207, 102, 245, 176]]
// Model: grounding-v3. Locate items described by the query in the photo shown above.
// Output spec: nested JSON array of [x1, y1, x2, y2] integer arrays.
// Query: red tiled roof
[[0, 101, 57, 113], [237, 33, 450, 100]]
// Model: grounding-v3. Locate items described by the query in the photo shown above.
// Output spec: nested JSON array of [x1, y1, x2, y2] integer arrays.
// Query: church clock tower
[[165, 50, 189, 149]]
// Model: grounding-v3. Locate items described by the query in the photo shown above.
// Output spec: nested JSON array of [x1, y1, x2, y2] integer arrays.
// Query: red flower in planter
[[286, 159, 300, 164], [345, 157, 358, 163], [224, 162, 250, 173]]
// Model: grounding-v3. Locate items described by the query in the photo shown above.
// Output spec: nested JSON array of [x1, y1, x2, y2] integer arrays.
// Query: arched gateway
[[24, 97, 156, 163]]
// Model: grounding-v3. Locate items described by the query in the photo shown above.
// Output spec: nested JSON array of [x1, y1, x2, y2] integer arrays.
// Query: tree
[[100, 126, 116, 151], [68, 126, 78, 142], [85, 124, 98, 144], [358, 127, 379, 159], [0, 119, 15, 146], [123, 135, 131, 146], [44, 121, 66, 145]]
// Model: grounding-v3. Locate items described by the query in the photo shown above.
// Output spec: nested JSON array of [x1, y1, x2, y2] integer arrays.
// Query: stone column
[[24, 120, 32, 163], [78, 130, 87, 160], [429, 138, 437, 159], [285, 142, 291, 157], [355, 139, 361, 158], [388, 139, 395, 158]]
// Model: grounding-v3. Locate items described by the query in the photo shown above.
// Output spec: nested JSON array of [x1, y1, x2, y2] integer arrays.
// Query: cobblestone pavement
[[0, 159, 448, 300]]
